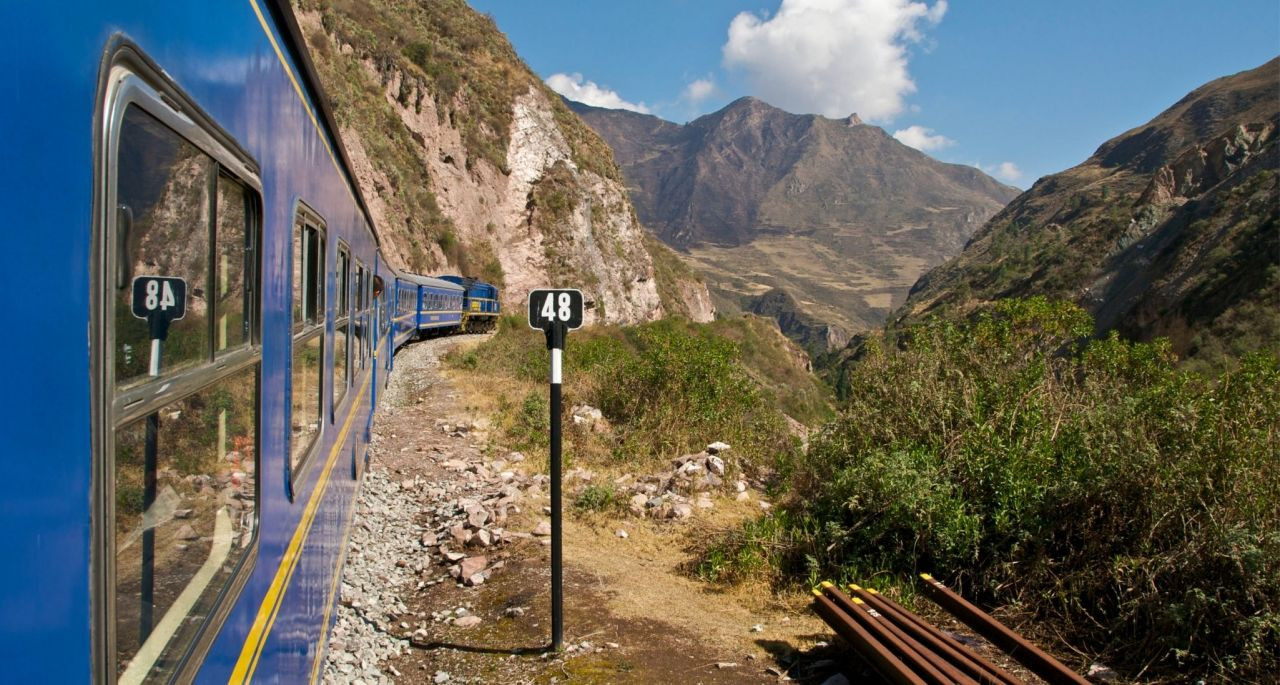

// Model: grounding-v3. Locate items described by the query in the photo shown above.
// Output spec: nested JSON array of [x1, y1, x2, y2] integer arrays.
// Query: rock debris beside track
[[323, 336, 508, 684]]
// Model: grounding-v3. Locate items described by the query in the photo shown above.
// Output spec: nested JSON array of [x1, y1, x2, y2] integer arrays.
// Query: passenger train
[[0, 2, 497, 682]]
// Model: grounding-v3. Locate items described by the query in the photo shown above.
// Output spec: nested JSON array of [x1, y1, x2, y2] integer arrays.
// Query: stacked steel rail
[[811, 576, 1090, 685]]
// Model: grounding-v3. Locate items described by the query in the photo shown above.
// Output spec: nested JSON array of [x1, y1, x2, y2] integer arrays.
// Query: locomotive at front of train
[[0, 2, 394, 682]]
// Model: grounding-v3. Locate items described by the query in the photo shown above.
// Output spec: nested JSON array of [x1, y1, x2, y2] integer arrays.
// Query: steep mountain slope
[[898, 57, 1279, 366], [570, 97, 1019, 338], [291, 0, 713, 324]]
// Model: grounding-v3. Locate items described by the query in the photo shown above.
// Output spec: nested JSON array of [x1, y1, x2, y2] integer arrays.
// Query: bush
[[452, 317, 799, 475], [572, 484, 620, 514], [705, 298, 1279, 680]]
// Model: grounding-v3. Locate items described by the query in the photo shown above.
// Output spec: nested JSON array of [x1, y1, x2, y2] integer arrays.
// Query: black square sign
[[131, 276, 188, 322], [527, 289, 584, 331]]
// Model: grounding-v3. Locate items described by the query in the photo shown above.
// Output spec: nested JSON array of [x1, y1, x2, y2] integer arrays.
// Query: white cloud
[[974, 161, 1023, 183], [892, 125, 954, 151], [682, 78, 718, 105], [722, 0, 947, 121], [544, 73, 650, 113]]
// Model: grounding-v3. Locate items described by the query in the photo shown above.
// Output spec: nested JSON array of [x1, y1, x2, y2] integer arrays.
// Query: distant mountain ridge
[[569, 96, 1019, 340], [897, 57, 1279, 366]]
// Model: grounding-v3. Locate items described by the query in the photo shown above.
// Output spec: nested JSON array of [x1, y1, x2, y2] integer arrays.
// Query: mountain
[[569, 97, 1020, 339], [291, 0, 712, 324], [897, 57, 1279, 366]]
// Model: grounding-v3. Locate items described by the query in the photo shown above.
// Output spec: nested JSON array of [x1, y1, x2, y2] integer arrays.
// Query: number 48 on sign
[[527, 289, 584, 331]]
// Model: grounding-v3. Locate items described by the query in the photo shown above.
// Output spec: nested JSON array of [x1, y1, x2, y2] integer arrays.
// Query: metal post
[[140, 337, 162, 640], [547, 323, 565, 651]]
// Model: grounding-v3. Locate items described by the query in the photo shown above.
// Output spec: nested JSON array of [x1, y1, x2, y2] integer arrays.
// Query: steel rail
[[820, 583, 966, 685], [919, 574, 1089, 685], [812, 589, 928, 685], [850, 584, 1023, 685]]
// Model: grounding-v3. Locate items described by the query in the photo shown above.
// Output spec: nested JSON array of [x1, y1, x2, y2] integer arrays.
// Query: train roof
[[437, 275, 497, 290], [396, 273, 465, 291]]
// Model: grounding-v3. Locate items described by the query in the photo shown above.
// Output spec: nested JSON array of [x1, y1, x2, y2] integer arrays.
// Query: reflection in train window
[[291, 331, 322, 468], [105, 86, 261, 684], [215, 174, 253, 354], [113, 106, 212, 387], [291, 208, 325, 469], [113, 367, 258, 682]]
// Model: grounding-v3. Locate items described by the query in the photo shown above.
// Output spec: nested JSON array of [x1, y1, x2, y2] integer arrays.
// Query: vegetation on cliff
[[296, 0, 625, 282]]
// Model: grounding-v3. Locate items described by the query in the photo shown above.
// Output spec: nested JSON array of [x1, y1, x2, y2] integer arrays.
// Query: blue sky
[[467, 0, 1278, 188]]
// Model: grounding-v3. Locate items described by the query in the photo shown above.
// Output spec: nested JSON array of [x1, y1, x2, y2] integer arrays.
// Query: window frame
[[93, 43, 262, 685], [289, 203, 327, 485], [332, 242, 351, 417]]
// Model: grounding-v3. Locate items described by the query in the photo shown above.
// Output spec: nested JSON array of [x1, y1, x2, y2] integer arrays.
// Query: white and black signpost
[[527, 289, 584, 651], [131, 275, 187, 640]]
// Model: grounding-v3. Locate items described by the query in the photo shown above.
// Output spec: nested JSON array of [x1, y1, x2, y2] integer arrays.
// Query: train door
[[94, 51, 261, 683]]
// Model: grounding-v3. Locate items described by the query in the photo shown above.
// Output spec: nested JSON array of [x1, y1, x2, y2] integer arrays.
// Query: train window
[[333, 245, 349, 412], [336, 245, 349, 318], [354, 264, 365, 368], [291, 334, 322, 467], [113, 366, 257, 682], [101, 61, 262, 685], [291, 207, 326, 469], [113, 106, 213, 388], [215, 174, 253, 354]]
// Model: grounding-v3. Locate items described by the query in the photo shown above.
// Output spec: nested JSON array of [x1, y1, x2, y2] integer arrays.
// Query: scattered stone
[[454, 615, 482, 628], [668, 503, 693, 520], [459, 555, 488, 579], [433, 671, 450, 684], [615, 529, 629, 539], [176, 524, 199, 541], [503, 606, 526, 618], [1086, 663, 1119, 683], [173, 509, 194, 519], [533, 520, 552, 536], [706, 455, 725, 476], [716, 662, 739, 669], [629, 493, 648, 516], [706, 441, 730, 454], [421, 532, 438, 547], [750, 624, 765, 633]]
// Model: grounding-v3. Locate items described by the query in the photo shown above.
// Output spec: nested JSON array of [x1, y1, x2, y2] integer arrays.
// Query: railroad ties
[[811, 575, 1090, 685]]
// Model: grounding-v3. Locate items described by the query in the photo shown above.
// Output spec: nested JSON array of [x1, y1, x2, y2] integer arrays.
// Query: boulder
[[459, 556, 488, 578]]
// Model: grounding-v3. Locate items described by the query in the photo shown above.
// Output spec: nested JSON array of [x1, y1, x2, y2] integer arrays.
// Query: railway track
[[812, 576, 1090, 685]]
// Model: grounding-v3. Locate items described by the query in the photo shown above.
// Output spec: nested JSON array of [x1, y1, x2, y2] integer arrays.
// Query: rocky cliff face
[[898, 58, 1279, 365], [293, 0, 712, 324], [570, 96, 1018, 338]]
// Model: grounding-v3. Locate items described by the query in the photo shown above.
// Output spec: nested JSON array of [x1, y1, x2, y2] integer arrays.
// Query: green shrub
[[572, 484, 620, 514], [705, 297, 1279, 680], [453, 317, 799, 474]]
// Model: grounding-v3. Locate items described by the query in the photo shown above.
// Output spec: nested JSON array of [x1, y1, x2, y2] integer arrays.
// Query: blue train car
[[439, 276, 502, 332], [0, 1, 453, 682], [395, 273, 464, 337]]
